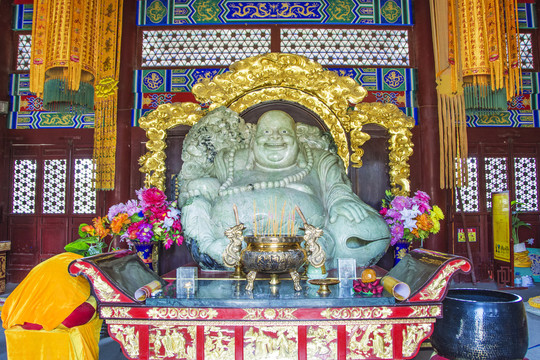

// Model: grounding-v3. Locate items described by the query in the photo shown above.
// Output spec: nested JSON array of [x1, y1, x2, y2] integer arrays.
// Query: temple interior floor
[[0, 281, 538, 360]]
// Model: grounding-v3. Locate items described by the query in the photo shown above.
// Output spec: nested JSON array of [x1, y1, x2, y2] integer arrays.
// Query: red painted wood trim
[[197, 325, 205, 360], [298, 325, 307, 360], [337, 325, 347, 360], [235, 326, 244, 360]]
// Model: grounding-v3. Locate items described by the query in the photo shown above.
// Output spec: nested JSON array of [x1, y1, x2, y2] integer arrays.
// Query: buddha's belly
[[211, 188, 326, 236]]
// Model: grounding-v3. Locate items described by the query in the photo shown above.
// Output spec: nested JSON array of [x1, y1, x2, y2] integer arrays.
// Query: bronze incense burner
[[222, 207, 326, 291]]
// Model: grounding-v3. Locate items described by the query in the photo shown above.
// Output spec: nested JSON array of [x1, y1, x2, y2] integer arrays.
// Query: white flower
[[401, 207, 421, 230]]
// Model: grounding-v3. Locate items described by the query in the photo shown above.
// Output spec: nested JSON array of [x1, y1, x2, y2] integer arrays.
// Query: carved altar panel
[[204, 326, 236, 360], [307, 325, 338, 360], [347, 324, 393, 359], [244, 326, 298, 360], [149, 325, 196, 359]]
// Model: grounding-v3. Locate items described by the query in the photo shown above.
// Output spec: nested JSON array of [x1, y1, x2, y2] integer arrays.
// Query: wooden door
[[6, 132, 100, 282]]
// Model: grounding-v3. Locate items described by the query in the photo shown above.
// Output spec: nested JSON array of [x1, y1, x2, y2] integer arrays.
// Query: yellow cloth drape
[[5, 317, 102, 360], [1, 252, 90, 331]]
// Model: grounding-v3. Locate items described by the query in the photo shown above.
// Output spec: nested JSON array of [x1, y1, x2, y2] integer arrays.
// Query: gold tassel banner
[[431, 0, 469, 190], [30, 0, 123, 190], [431, 0, 521, 189], [93, 0, 123, 190], [30, 0, 98, 113], [454, 0, 522, 110]]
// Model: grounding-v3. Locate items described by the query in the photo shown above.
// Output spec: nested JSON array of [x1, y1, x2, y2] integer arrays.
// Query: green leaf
[[78, 223, 91, 237], [64, 240, 91, 255]]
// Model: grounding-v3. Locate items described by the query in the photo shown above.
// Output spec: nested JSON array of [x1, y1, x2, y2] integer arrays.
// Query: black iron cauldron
[[431, 288, 528, 360]]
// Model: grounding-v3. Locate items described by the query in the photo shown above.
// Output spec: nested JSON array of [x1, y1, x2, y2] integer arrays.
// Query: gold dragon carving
[[139, 53, 414, 196], [73, 263, 121, 302], [416, 260, 468, 301]]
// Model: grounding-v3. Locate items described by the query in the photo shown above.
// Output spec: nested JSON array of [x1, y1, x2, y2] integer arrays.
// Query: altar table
[[68, 249, 471, 360]]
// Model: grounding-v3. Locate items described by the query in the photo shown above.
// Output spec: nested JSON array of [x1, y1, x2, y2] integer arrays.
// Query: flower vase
[[132, 240, 154, 271], [394, 240, 410, 266]]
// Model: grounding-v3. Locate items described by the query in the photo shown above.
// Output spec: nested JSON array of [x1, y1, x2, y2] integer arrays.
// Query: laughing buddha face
[[252, 110, 300, 171]]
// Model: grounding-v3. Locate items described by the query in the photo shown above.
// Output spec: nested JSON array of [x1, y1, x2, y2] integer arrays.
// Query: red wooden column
[[413, 0, 448, 252], [103, 1, 138, 213], [0, 0, 13, 243]]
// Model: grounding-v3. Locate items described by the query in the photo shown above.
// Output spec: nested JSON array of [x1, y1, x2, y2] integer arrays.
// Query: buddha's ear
[[245, 137, 256, 170], [296, 143, 308, 169]]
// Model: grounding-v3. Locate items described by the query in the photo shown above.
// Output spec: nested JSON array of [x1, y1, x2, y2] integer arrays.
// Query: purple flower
[[136, 222, 154, 242], [124, 200, 141, 216], [386, 208, 402, 222], [108, 203, 126, 221], [390, 224, 404, 246], [390, 196, 412, 211]]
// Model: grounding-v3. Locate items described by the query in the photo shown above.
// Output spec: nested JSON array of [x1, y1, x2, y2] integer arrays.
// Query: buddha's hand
[[329, 200, 368, 223], [186, 177, 220, 201], [205, 237, 230, 264]]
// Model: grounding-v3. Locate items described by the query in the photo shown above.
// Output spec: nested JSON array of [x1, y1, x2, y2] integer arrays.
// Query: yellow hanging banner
[[492, 191, 511, 262]]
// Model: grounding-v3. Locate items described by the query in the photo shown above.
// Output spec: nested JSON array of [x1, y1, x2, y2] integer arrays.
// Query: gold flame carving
[[402, 324, 432, 358], [139, 53, 414, 196], [416, 260, 468, 301], [73, 263, 121, 302]]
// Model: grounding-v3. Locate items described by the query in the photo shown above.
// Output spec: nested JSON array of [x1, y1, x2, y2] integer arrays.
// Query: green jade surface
[[178, 107, 390, 270]]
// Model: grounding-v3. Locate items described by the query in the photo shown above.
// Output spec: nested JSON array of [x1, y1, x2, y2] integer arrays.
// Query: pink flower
[[379, 207, 388, 216], [164, 237, 174, 249], [414, 190, 430, 203], [415, 200, 431, 214], [138, 188, 167, 211]]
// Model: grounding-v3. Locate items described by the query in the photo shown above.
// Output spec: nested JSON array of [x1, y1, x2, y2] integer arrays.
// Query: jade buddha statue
[[178, 106, 390, 270]]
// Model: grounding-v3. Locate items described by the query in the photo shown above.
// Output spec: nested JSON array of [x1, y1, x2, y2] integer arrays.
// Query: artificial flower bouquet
[[65, 187, 183, 256], [380, 189, 444, 246]]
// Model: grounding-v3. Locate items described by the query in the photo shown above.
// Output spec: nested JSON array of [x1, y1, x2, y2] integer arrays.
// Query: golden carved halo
[[139, 53, 414, 195]]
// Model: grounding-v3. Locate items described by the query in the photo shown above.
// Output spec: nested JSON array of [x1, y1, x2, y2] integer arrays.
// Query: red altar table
[[69, 249, 471, 360]]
